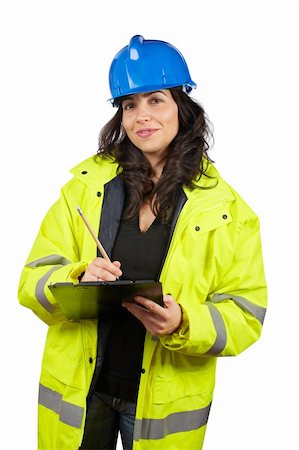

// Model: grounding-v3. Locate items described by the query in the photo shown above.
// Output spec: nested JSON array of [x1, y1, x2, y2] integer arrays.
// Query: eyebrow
[[143, 90, 166, 98], [122, 90, 166, 101]]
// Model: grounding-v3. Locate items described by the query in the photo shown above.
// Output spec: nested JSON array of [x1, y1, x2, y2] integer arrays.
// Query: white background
[[2, 0, 299, 449]]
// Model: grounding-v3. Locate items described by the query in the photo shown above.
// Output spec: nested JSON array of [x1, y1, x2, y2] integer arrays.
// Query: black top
[[95, 215, 170, 402]]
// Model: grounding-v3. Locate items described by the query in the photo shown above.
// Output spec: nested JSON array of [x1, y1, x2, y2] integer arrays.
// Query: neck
[[149, 159, 166, 183], [144, 147, 169, 180]]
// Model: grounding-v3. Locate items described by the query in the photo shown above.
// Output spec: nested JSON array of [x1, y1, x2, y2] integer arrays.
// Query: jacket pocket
[[41, 347, 86, 389], [190, 206, 232, 234], [152, 352, 216, 405]]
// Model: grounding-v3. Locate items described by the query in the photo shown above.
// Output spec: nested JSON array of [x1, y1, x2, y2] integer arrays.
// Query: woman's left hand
[[122, 294, 182, 336]]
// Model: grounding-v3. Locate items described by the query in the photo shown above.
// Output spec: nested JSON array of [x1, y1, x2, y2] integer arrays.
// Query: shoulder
[[61, 154, 119, 193], [70, 154, 119, 181], [187, 162, 259, 223]]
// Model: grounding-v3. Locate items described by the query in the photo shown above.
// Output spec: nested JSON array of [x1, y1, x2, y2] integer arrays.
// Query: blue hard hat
[[109, 35, 196, 102]]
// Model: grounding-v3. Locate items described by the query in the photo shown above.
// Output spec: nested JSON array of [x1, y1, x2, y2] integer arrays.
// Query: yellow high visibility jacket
[[18, 155, 267, 450]]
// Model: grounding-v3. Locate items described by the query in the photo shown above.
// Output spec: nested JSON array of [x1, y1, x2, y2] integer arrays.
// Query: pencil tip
[[76, 205, 83, 215]]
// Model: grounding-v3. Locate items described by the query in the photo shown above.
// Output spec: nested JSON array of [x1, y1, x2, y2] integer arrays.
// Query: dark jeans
[[80, 391, 136, 450]]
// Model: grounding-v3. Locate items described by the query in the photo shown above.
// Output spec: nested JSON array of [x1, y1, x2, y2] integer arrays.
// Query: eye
[[123, 102, 135, 111], [150, 96, 164, 104]]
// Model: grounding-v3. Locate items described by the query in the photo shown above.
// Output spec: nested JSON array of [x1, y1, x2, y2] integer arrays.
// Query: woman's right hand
[[81, 258, 122, 282]]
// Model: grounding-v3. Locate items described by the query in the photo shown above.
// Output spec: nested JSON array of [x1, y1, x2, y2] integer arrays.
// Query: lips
[[136, 128, 158, 138]]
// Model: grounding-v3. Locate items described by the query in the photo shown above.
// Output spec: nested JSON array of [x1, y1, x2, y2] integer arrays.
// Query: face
[[121, 90, 179, 166]]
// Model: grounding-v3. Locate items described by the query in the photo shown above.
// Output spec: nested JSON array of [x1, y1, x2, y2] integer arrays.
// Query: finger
[[162, 294, 175, 308], [96, 268, 120, 281], [93, 258, 122, 278], [108, 261, 122, 277], [123, 303, 168, 336], [80, 272, 99, 282], [113, 261, 122, 269], [133, 296, 167, 318], [123, 302, 157, 325]]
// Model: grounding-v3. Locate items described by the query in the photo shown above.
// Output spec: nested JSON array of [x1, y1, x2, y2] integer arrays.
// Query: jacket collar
[[70, 155, 234, 206], [70, 155, 120, 189]]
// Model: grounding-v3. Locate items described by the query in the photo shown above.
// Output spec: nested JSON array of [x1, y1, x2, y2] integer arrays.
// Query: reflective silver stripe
[[210, 293, 266, 325], [26, 254, 71, 268], [26, 254, 71, 312], [36, 267, 61, 313], [206, 304, 227, 355], [134, 404, 211, 441], [38, 383, 84, 429]]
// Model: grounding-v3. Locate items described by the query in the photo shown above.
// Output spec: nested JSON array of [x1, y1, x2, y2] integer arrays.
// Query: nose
[[136, 104, 151, 122]]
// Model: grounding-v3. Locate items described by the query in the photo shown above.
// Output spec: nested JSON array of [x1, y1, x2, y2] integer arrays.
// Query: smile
[[135, 129, 158, 138]]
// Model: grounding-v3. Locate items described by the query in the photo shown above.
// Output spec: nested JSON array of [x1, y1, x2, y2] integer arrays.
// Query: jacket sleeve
[[18, 185, 89, 326], [160, 214, 267, 357]]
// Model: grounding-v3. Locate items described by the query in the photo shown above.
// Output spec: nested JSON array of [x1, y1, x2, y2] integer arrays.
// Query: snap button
[[97, 191, 102, 197], [82, 171, 88, 175], [89, 357, 93, 364], [141, 368, 146, 374], [195, 226, 200, 231], [222, 214, 228, 219]]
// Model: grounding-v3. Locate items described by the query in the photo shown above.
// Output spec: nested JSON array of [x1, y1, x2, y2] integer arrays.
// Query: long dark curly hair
[[97, 87, 214, 224]]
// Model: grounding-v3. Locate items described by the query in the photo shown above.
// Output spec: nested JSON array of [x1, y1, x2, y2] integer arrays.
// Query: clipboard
[[48, 280, 164, 320]]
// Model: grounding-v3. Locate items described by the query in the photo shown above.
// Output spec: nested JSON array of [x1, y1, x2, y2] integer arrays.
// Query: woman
[[18, 35, 267, 450]]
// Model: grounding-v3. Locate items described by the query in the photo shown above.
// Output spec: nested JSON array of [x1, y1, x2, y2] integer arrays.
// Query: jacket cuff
[[159, 304, 190, 350], [69, 261, 89, 282]]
